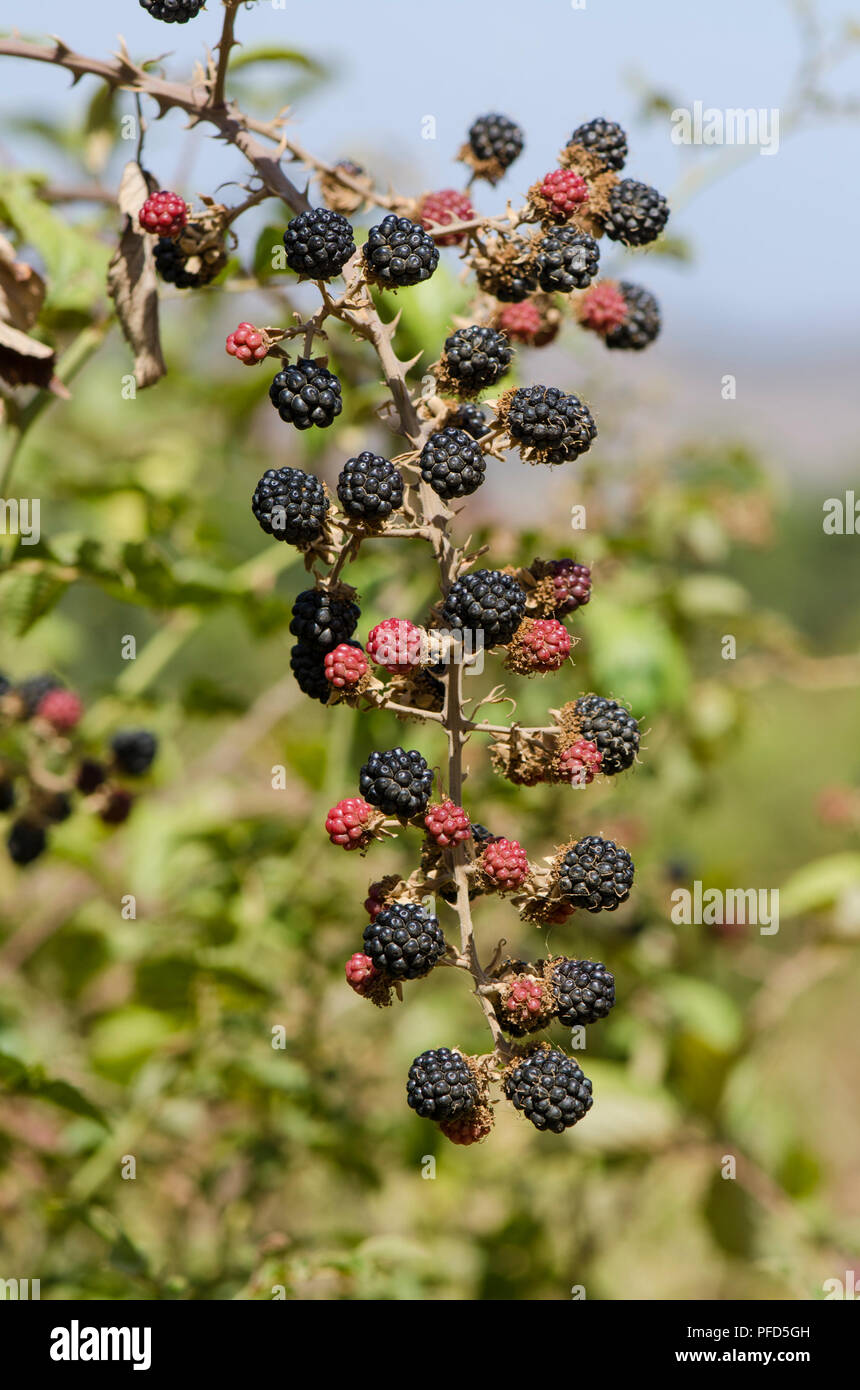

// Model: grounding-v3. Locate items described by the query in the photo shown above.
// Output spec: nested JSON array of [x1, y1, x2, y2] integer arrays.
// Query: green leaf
[[779, 853, 860, 918], [0, 569, 69, 636], [659, 976, 744, 1052], [0, 1049, 108, 1128], [0, 173, 109, 317], [227, 44, 329, 78], [582, 596, 691, 716]]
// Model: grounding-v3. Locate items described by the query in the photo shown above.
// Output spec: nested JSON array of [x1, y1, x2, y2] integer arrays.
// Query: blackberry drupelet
[[282, 207, 355, 280], [407, 1048, 479, 1120], [604, 282, 661, 351], [363, 901, 446, 979], [534, 227, 600, 293], [268, 358, 342, 429], [362, 215, 439, 288], [569, 118, 628, 171], [556, 835, 635, 912], [111, 731, 157, 777], [603, 179, 669, 247], [7, 819, 47, 866], [290, 642, 330, 702], [468, 114, 524, 171], [573, 694, 640, 774], [289, 589, 360, 647], [251, 466, 329, 545], [505, 384, 597, 463], [359, 747, 434, 818], [553, 959, 616, 1025], [420, 427, 486, 499], [139, 0, 205, 22], [336, 453, 404, 522], [440, 325, 513, 393], [504, 1046, 593, 1133], [440, 569, 526, 646], [449, 403, 489, 439]]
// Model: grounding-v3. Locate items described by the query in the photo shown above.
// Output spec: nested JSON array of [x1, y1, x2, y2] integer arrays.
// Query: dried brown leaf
[[107, 161, 165, 389], [0, 234, 45, 332]]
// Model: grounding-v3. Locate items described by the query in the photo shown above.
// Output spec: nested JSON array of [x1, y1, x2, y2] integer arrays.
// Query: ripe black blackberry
[[420, 427, 486, 500], [14, 674, 61, 716], [336, 453, 404, 523], [363, 901, 446, 979], [468, 114, 524, 171], [440, 325, 513, 394], [362, 215, 439, 288], [406, 1048, 479, 1120], [569, 118, 628, 171], [139, 0, 204, 22], [448, 403, 489, 439], [556, 836, 635, 912], [282, 207, 355, 280], [603, 178, 669, 247], [290, 642, 330, 703], [111, 731, 157, 777], [0, 779, 15, 813], [552, 959, 616, 1025], [251, 466, 329, 545], [268, 358, 343, 429], [604, 282, 661, 351], [7, 818, 47, 866], [505, 384, 597, 463], [504, 1046, 593, 1133], [359, 747, 434, 818], [572, 694, 640, 774], [475, 252, 538, 304], [289, 589, 360, 648], [153, 235, 212, 289], [534, 228, 600, 294], [441, 569, 526, 646]]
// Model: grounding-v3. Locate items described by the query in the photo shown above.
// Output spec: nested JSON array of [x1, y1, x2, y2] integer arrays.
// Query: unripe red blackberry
[[538, 168, 589, 218], [365, 619, 425, 674], [139, 189, 187, 237], [498, 975, 551, 1035], [36, 688, 83, 731], [325, 797, 376, 850], [480, 837, 529, 890], [497, 300, 542, 344], [364, 880, 388, 921], [578, 281, 629, 335], [439, 1110, 494, 1145], [558, 738, 602, 785], [345, 952, 377, 993], [418, 189, 475, 246], [424, 801, 471, 848], [324, 642, 368, 689], [506, 618, 571, 674], [225, 322, 268, 365], [545, 559, 591, 614]]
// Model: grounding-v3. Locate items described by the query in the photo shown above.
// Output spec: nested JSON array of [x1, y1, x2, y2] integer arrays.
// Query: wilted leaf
[[0, 319, 57, 390], [0, 231, 45, 330], [107, 162, 165, 389]]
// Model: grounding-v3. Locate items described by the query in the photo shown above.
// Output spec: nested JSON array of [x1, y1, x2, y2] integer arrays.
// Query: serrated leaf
[[0, 173, 109, 317], [0, 569, 69, 635]]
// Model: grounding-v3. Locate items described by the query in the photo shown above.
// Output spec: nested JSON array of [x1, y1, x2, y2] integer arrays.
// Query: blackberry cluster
[[534, 228, 600, 293], [336, 453, 404, 523], [505, 384, 597, 463], [111, 731, 158, 777], [448, 403, 489, 439], [289, 589, 360, 647], [362, 215, 439, 287], [441, 569, 526, 646], [504, 1047, 593, 1133], [552, 959, 616, 1025], [251, 466, 329, 546], [406, 1049, 478, 1120], [268, 358, 343, 429], [154, 236, 206, 289], [359, 747, 434, 818], [139, 0, 204, 22], [603, 179, 669, 247], [604, 282, 661, 351], [468, 114, 524, 171], [441, 325, 513, 393], [282, 207, 355, 280], [420, 427, 486, 499], [570, 118, 628, 171], [556, 835, 635, 912], [573, 694, 640, 774], [363, 902, 446, 979]]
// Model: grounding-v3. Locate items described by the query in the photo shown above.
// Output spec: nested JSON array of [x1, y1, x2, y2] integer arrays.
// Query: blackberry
[[603, 179, 669, 247], [153, 235, 206, 289], [139, 190, 187, 238], [268, 358, 343, 429], [418, 189, 475, 246], [505, 384, 597, 463], [0, 673, 9, 696], [100, 789, 134, 826], [604, 282, 661, 351], [573, 694, 640, 774], [556, 835, 635, 912], [290, 642, 330, 703], [251, 466, 329, 546], [468, 114, 524, 172], [139, 0, 204, 22], [111, 731, 157, 777], [475, 253, 538, 304], [471, 824, 497, 845], [441, 569, 526, 646], [534, 228, 600, 293], [76, 759, 106, 795], [363, 901, 446, 979], [43, 792, 73, 824], [570, 118, 628, 171], [406, 1048, 478, 1120], [0, 780, 15, 813], [504, 1046, 593, 1133], [449, 403, 489, 439], [420, 427, 486, 500], [361, 215, 439, 288], [289, 589, 360, 648], [282, 207, 355, 280], [336, 453, 404, 522], [440, 325, 513, 394], [553, 959, 616, 1025], [7, 818, 47, 866], [15, 674, 62, 716], [359, 747, 434, 818]]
